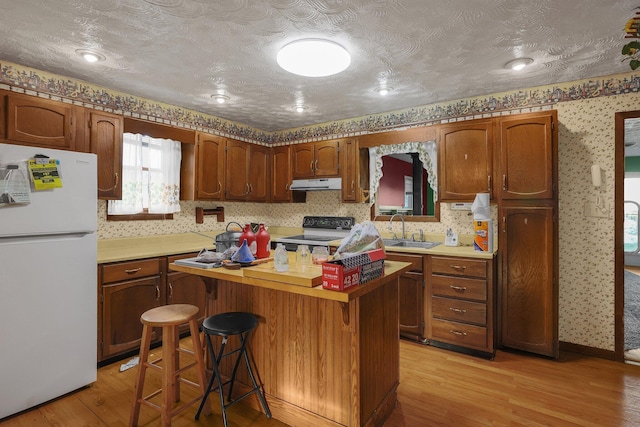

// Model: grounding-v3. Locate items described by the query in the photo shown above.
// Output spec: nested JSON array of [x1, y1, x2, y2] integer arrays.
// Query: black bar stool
[[195, 311, 271, 426]]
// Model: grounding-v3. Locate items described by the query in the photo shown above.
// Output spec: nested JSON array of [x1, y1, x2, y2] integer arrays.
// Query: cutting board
[[243, 260, 323, 288]]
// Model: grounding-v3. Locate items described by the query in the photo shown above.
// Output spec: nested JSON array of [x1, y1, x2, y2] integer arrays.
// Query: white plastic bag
[[334, 221, 384, 258]]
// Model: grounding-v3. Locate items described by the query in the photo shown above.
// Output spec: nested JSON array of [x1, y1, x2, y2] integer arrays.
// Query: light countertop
[[98, 229, 495, 264]]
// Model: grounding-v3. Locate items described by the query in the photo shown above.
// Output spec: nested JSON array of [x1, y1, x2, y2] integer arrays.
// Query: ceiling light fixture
[[375, 86, 393, 96], [75, 49, 105, 63], [277, 39, 351, 77], [211, 94, 229, 104], [295, 105, 306, 113], [505, 58, 533, 71]]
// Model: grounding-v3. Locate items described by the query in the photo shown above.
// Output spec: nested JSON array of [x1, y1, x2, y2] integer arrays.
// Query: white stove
[[274, 216, 354, 251]]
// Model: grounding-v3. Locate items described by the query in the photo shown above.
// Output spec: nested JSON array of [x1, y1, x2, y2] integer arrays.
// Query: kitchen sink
[[383, 239, 441, 249]]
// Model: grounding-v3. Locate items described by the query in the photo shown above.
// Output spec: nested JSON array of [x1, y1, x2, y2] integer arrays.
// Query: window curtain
[[107, 133, 181, 215], [147, 136, 181, 214], [368, 140, 438, 204]]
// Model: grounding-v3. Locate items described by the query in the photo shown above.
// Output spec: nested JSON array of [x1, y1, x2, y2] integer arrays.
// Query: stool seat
[[202, 311, 258, 336], [129, 304, 210, 427], [141, 304, 199, 326], [195, 311, 271, 427]]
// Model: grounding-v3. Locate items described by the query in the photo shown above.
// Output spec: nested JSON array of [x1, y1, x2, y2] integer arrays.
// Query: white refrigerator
[[0, 143, 97, 419]]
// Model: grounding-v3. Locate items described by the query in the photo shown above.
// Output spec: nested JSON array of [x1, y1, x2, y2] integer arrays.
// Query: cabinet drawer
[[431, 318, 487, 349], [431, 275, 487, 301], [101, 258, 162, 284], [431, 256, 486, 278], [432, 296, 486, 326], [167, 252, 200, 264], [385, 252, 423, 272]]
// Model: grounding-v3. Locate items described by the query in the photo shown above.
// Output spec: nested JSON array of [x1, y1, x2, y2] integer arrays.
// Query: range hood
[[290, 177, 342, 191]]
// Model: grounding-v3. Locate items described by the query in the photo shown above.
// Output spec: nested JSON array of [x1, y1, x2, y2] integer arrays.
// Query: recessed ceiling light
[[375, 86, 393, 96], [211, 94, 229, 104], [277, 39, 351, 77], [75, 49, 105, 63], [505, 58, 533, 71], [295, 105, 306, 113]]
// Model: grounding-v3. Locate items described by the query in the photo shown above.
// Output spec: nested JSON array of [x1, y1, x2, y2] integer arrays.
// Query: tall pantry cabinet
[[496, 111, 559, 358]]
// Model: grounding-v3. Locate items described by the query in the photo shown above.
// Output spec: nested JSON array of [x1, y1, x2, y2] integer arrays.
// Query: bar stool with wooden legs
[[195, 311, 271, 427], [129, 304, 211, 427]]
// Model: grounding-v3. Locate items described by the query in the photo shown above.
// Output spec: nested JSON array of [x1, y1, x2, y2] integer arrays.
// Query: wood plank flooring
[[2, 340, 640, 426]]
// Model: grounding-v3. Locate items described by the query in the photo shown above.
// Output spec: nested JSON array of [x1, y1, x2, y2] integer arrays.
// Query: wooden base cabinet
[[166, 254, 207, 335], [98, 253, 208, 363], [99, 258, 164, 361], [427, 255, 495, 356], [498, 205, 558, 358], [386, 252, 425, 341]]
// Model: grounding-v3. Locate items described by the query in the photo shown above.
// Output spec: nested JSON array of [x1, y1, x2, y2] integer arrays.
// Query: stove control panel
[[302, 216, 355, 230]]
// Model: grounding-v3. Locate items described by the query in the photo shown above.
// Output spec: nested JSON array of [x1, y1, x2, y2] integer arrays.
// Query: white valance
[[368, 141, 438, 204]]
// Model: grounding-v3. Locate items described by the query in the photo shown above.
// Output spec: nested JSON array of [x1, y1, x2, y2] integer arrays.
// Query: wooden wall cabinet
[[4, 92, 86, 151], [225, 139, 269, 201], [341, 138, 369, 203], [438, 120, 493, 201], [181, 132, 225, 201], [427, 255, 495, 356], [386, 252, 425, 341], [498, 112, 555, 200], [99, 258, 165, 361], [89, 111, 123, 200], [291, 140, 340, 178]]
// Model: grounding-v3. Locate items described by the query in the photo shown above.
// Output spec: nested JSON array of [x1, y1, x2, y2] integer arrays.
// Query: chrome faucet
[[388, 214, 405, 240]]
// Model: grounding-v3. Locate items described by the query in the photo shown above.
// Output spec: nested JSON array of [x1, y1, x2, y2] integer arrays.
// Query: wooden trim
[[358, 126, 437, 148], [107, 212, 174, 221], [614, 111, 640, 362], [123, 117, 196, 143], [560, 341, 616, 361]]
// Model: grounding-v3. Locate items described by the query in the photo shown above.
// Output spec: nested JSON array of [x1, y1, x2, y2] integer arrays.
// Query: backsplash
[[97, 192, 490, 239]]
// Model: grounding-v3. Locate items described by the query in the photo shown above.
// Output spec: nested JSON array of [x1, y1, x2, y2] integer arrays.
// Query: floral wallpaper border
[[1, 59, 639, 144]]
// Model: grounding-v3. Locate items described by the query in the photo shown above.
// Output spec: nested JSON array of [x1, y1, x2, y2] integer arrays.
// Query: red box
[[321, 249, 386, 291]]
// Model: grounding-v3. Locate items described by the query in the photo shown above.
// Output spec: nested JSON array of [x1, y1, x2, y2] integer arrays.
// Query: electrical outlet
[[584, 199, 610, 218]]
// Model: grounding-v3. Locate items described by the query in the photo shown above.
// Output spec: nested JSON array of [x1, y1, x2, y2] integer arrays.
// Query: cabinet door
[[89, 112, 123, 200], [314, 140, 340, 177], [167, 271, 207, 334], [399, 271, 425, 340], [196, 133, 225, 200], [292, 143, 315, 178], [101, 276, 163, 360], [341, 138, 358, 202], [271, 146, 291, 202], [248, 144, 269, 201], [439, 120, 493, 201], [499, 112, 555, 200], [6, 94, 81, 150], [225, 139, 250, 200], [499, 205, 557, 357]]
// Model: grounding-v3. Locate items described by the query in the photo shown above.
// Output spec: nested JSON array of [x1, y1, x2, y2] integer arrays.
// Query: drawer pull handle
[[449, 265, 466, 271], [124, 268, 142, 274], [450, 330, 467, 337], [449, 307, 467, 314], [449, 285, 467, 292]]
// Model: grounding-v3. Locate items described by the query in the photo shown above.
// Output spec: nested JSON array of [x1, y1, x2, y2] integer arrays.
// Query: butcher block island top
[[170, 257, 412, 427]]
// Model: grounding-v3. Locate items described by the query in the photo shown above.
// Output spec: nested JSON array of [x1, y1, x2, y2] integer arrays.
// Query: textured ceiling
[[0, 0, 638, 132]]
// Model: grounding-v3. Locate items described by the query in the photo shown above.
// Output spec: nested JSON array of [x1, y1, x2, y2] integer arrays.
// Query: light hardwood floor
[[2, 340, 640, 426]]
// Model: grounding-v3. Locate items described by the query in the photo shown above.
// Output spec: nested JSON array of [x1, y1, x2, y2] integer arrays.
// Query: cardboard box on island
[[321, 248, 386, 291]]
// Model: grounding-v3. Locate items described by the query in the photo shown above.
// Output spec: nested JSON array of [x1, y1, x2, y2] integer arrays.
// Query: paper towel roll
[[471, 193, 490, 220]]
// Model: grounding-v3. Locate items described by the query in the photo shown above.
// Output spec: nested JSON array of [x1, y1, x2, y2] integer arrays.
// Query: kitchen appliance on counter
[[274, 216, 355, 251], [0, 143, 97, 419]]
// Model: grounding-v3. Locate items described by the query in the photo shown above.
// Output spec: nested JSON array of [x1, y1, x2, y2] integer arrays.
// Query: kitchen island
[[170, 256, 412, 427]]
